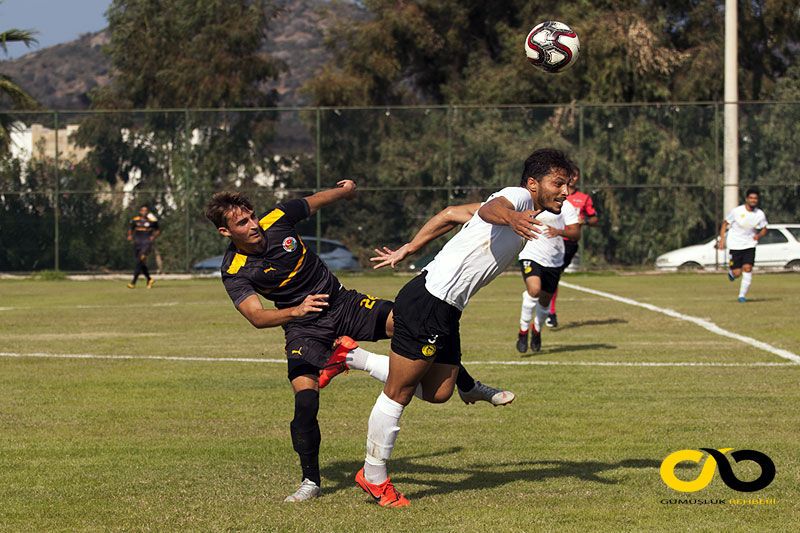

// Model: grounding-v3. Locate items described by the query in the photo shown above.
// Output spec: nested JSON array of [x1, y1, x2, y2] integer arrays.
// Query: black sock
[[290, 389, 321, 485], [455, 364, 476, 392]]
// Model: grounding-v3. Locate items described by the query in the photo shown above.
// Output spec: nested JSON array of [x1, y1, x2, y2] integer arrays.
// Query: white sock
[[520, 291, 536, 332], [364, 392, 404, 484], [534, 302, 549, 333], [739, 272, 753, 298], [346, 347, 424, 399], [348, 347, 389, 382]]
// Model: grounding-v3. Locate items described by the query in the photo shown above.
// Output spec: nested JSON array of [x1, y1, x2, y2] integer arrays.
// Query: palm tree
[[1, 25, 40, 155]]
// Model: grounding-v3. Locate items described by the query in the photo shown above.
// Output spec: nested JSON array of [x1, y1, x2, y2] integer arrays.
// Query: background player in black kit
[[127, 204, 160, 289], [205, 181, 513, 502]]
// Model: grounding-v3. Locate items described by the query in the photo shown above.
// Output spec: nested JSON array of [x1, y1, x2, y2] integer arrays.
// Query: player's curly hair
[[519, 148, 573, 186], [205, 191, 254, 229]]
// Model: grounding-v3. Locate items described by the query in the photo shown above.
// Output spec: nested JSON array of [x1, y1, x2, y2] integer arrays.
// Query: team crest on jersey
[[282, 236, 298, 252], [421, 344, 436, 358]]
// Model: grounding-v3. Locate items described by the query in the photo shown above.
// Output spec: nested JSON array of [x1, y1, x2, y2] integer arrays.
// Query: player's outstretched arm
[[478, 197, 542, 240], [236, 293, 329, 328], [304, 180, 357, 215], [370, 202, 481, 269]]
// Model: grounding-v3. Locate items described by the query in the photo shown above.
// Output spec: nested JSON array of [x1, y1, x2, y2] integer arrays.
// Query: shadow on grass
[[520, 343, 616, 357], [321, 447, 661, 499], [556, 318, 628, 331]]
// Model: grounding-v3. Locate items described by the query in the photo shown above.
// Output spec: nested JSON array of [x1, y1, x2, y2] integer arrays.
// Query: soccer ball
[[524, 21, 580, 73]]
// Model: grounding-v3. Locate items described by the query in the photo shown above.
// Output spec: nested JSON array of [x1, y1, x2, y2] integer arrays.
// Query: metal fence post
[[315, 107, 321, 254], [54, 111, 60, 271], [185, 109, 191, 271]]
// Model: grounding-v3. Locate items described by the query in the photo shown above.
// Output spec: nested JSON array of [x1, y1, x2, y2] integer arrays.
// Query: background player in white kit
[[717, 188, 768, 303], [355, 148, 571, 506], [516, 194, 580, 353]]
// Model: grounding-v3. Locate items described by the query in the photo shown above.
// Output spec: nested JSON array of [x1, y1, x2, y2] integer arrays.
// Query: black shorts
[[390, 272, 462, 366], [519, 259, 562, 294], [729, 248, 756, 270], [134, 241, 152, 261], [562, 239, 579, 270], [285, 288, 392, 380]]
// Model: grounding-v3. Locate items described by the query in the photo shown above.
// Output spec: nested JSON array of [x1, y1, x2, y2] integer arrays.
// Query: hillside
[[0, 0, 353, 111]]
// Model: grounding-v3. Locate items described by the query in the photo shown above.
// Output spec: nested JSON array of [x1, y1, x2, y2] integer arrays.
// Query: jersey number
[[359, 295, 377, 309]]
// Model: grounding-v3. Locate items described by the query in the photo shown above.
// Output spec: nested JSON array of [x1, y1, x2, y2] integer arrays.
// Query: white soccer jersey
[[423, 186, 534, 311], [725, 205, 768, 250], [518, 201, 579, 267]]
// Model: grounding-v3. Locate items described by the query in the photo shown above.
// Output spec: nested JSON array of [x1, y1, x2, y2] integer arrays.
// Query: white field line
[[559, 281, 800, 364], [0, 352, 796, 367]]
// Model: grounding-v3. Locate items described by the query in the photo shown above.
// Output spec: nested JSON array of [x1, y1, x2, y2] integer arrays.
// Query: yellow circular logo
[[421, 344, 436, 357], [660, 448, 732, 492]]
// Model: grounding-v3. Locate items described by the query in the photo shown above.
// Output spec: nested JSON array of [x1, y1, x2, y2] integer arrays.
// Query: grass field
[[1, 272, 799, 532]]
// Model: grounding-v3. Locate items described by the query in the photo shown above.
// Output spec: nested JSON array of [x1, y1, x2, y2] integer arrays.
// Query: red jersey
[[566, 190, 596, 219], [563, 190, 596, 241]]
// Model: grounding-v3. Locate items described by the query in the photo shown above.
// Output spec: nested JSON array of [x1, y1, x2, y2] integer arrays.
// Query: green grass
[[1, 272, 799, 531]]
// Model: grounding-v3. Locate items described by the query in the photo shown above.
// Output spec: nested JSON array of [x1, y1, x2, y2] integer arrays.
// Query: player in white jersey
[[516, 198, 580, 353], [354, 148, 572, 506], [717, 188, 768, 302]]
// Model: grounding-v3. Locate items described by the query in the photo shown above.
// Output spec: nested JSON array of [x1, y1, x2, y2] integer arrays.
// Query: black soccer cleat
[[530, 328, 542, 352], [516, 331, 528, 353], [545, 313, 558, 328]]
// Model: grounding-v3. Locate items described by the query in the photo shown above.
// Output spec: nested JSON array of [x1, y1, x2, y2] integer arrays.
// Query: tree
[[0, 18, 40, 155], [73, 0, 291, 269]]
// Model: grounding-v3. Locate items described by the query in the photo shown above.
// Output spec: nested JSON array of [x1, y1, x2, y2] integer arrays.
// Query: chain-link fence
[[1, 103, 799, 273]]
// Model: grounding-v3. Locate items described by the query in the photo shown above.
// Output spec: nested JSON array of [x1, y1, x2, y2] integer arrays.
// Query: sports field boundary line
[[560, 281, 800, 364], [0, 352, 796, 367]]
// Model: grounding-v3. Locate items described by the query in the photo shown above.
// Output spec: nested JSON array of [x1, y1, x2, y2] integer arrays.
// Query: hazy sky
[[1, 0, 111, 59]]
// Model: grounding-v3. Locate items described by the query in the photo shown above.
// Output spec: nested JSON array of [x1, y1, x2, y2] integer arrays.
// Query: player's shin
[[290, 389, 321, 486], [534, 302, 549, 332], [739, 272, 753, 299], [520, 290, 536, 331], [364, 392, 404, 485]]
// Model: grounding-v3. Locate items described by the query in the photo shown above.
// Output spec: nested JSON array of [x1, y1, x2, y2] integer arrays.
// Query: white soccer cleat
[[458, 381, 515, 406], [283, 478, 321, 502]]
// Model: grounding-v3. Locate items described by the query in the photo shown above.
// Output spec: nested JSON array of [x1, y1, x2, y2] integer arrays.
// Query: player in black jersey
[[127, 204, 160, 289], [205, 181, 514, 502]]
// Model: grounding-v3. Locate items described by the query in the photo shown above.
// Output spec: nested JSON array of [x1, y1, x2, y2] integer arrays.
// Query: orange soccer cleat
[[355, 468, 409, 507], [318, 336, 357, 388]]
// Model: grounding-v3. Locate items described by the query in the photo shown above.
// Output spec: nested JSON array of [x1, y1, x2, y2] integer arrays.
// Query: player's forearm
[[305, 181, 356, 215], [477, 198, 515, 226], [718, 222, 729, 240], [405, 203, 480, 254], [245, 307, 297, 328], [561, 225, 581, 240], [586, 215, 599, 227]]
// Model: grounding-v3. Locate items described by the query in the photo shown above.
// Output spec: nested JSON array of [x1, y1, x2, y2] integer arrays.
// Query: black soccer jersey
[[130, 215, 159, 242], [221, 198, 341, 311]]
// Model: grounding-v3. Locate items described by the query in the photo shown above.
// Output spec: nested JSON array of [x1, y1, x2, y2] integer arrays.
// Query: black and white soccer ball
[[524, 21, 580, 74]]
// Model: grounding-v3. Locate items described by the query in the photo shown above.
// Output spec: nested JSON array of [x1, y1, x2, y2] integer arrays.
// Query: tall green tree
[[0, 17, 40, 155], [74, 0, 290, 269]]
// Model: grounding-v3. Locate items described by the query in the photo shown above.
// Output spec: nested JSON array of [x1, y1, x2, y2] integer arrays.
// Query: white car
[[655, 224, 800, 271]]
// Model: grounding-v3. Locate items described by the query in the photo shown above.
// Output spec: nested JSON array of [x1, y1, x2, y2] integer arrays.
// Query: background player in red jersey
[[546, 165, 598, 327]]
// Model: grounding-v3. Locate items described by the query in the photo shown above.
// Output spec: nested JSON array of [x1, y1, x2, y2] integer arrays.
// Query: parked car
[[193, 236, 361, 272], [655, 224, 800, 271]]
